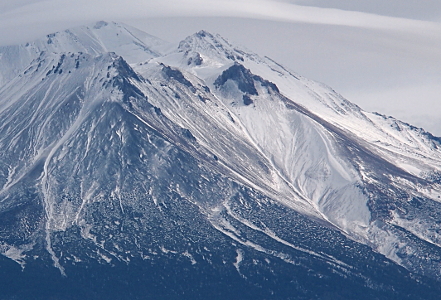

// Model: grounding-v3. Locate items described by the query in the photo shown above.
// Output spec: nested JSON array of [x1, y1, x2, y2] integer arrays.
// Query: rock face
[[1, 21, 441, 299]]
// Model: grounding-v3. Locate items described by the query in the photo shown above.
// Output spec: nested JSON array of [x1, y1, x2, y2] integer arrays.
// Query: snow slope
[[1, 22, 441, 295], [148, 29, 441, 277], [0, 21, 167, 87]]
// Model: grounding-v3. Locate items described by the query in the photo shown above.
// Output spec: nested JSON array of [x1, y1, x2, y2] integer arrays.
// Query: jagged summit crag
[[1, 21, 441, 299]]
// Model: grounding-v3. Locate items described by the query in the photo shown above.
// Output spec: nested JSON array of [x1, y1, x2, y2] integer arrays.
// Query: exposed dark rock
[[243, 94, 253, 106], [214, 63, 279, 95]]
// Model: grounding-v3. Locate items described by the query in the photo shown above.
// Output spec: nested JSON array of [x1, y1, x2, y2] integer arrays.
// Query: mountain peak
[[176, 30, 249, 63], [194, 29, 214, 38], [152, 29, 258, 80], [0, 21, 168, 86]]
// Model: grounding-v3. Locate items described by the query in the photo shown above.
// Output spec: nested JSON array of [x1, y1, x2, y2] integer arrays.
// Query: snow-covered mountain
[[0, 21, 166, 87], [1, 21, 441, 299]]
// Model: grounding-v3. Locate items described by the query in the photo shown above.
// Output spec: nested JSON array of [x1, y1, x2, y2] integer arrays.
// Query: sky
[[1, 0, 440, 134]]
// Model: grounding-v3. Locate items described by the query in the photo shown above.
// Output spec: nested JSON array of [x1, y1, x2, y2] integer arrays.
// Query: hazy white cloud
[[0, 0, 440, 135], [1, 0, 440, 52], [346, 80, 441, 134], [1, 0, 440, 43], [292, 0, 441, 21]]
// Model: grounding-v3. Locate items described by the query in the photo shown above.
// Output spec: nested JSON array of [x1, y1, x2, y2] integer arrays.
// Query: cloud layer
[[0, 0, 440, 134], [1, 0, 440, 43]]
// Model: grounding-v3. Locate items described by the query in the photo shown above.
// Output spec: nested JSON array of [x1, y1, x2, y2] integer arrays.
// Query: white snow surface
[[2, 22, 441, 275], [155, 30, 441, 178], [145, 29, 441, 267], [0, 21, 168, 87]]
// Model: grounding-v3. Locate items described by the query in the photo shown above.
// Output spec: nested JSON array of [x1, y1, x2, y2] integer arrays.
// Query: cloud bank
[[1, 0, 440, 45]]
